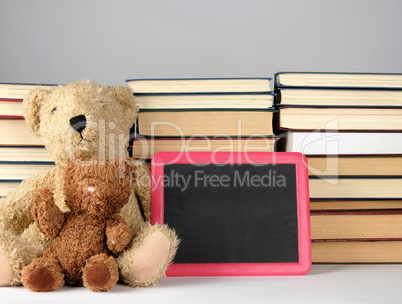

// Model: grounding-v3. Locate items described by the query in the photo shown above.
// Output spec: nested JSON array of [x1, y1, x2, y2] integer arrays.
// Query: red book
[[0, 99, 23, 118], [0, 82, 58, 118]]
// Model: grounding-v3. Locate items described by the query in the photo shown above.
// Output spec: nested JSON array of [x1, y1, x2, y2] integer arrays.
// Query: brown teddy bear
[[0, 81, 178, 288], [22, 155, 136, 292]]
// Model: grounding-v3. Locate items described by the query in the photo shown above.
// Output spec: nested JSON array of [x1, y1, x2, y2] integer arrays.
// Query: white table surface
[[1, 265, 401, 304]]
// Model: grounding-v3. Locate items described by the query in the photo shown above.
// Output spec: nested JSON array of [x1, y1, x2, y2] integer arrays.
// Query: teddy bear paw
[[83, 254, 119, 292], [0, 247, 13, 286], [107, 223, 133, 254], [21, 258, 64, 292], [32, 188, 65, 239], [130, 231, 172, 283]]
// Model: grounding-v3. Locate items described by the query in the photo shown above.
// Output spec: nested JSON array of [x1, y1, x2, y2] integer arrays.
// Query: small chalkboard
[[151, 152, 311, 276]]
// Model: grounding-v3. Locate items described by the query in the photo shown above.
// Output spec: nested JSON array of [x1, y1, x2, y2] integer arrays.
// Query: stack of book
[[275, 72, 402, 263], [0, 83, 55, 198], [126, 78, 277, 159]]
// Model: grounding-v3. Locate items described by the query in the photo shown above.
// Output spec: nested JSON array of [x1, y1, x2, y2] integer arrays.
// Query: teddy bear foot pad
[[130, 231, 171, 282], [0, 247, 13, 286], [21, 258, 64, 292], [83, 254, 119, 292]]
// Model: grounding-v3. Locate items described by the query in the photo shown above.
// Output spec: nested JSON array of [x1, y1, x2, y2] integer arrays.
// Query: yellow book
[[279, 107, 402, 131], [312, 240, 402, 263], [310, 200, 402, 211], [311, 212, 402, 240], [309, 178, 402, 199], [138, 110, 274, 137], [307, 156, 402, 177]]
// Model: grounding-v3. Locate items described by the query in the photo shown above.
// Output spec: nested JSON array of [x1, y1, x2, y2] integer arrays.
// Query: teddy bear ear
[[112, 86, 139, 121], [23, 88, 50, 136]]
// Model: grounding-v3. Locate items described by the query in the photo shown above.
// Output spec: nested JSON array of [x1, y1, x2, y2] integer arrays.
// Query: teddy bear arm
[[32, 188, 65, 239], [106, 216, 133, 254], [0, 168, 61, 235]]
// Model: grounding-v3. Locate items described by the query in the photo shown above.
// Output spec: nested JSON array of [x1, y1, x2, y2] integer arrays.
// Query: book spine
[[0, 115, 24, 119], [0, 99, 23, 102]]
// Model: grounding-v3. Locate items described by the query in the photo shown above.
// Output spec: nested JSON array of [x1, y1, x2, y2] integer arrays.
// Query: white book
[[283, 132, 402, 155]]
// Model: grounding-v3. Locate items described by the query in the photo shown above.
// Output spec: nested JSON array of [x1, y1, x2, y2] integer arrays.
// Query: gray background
[[1, 0, 401, 86]]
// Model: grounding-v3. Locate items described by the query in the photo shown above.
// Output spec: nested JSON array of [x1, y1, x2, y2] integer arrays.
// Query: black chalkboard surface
[[151, 152, 310, 276]]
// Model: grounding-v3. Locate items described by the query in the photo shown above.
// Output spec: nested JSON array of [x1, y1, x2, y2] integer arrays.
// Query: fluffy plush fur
[[22, 155, 134, 292], [0, 81, 178, 288]]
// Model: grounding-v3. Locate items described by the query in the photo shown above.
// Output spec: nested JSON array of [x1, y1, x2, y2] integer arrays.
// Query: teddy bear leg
[[117, 224, 179, 287], [82, 253, 119, 292], [0, 224, 50, 287], [0, 229, 28, 287], [21, 256, 64, 292], [0, 246, 13, 286]]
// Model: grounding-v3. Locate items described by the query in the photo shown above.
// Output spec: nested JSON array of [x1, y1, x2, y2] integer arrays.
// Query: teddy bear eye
[[52, 107, 57, 114]]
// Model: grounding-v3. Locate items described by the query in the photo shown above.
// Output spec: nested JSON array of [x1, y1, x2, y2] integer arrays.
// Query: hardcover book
[[0, 162, 54, 180], [306, 155, 402, 176], [0, 119, 43, 146], [126, 78, 272, 94], [138, 109, 275, 137], [310, 200, 402, 211], [275, 72, 402, 89], [276, 88, 402, 107], [279, 107, 402, 131], [310, 211, 402, 240], [0, 146, 50, 162], [0, 82, 57, 99], [0, 99, 24, 118], [309, 177, 402, 199], [312, 240, 402, 263], [134, 93, 274, 110]]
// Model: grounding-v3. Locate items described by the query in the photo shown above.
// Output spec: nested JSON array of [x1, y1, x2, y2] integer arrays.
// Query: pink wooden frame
[[151, 151, 311, 276]]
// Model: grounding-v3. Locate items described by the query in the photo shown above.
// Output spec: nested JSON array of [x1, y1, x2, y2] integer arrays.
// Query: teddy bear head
[[23, 80, 138, 166], [63, 154, 136, 216]]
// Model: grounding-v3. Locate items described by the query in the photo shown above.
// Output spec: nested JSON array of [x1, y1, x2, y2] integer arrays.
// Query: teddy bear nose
[[70, 115, 87, 133]]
